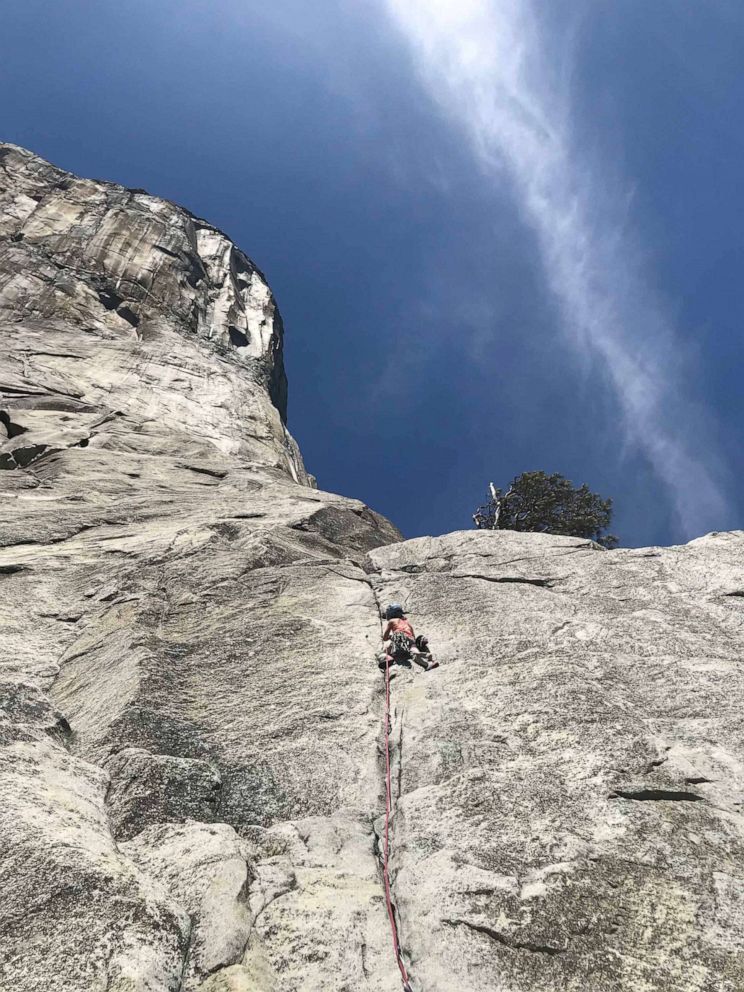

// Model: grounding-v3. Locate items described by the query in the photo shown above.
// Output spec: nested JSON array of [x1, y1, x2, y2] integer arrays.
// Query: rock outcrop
[[1, 144, 743, 992]]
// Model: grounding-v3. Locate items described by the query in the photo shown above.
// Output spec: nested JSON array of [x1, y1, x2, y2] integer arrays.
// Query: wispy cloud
[[384, 0, 730, 536]]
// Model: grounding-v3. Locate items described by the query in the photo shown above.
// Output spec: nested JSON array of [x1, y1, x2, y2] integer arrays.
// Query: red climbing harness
[[383, 659, 414, 992]]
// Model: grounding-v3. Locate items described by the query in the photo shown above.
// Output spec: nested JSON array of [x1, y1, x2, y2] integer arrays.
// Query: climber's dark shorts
[[377, 632, 416, 670], [388, 631, 415, 659]]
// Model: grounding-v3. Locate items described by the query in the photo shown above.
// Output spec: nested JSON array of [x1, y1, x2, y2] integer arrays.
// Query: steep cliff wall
[[1, 145, 743, 992]]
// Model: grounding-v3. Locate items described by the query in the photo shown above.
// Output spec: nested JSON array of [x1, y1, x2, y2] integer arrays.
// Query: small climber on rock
[[377, 603, 439, 673]]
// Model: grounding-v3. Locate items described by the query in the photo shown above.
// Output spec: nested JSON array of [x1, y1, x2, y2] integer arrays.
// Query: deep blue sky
[[2, 0, 743, 546]]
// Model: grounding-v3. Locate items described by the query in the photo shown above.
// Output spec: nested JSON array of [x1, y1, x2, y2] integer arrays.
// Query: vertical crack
[[367, 575, 416, 990]]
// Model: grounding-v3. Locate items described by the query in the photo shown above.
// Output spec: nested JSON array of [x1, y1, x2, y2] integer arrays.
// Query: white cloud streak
[[384, 0, 730, 536]]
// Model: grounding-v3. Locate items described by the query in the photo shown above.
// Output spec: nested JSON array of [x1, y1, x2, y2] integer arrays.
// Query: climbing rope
[[382, 657, 414, 992]]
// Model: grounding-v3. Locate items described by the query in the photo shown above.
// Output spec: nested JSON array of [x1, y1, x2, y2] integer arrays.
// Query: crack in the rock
[[324, 566, 373, 586], [0, 409, 27, 438], [0, 442, 58, 469], [19, 350, 86, 360], [360, 939, 370, 978], [397, 712, 404, 808], [1, 376, 86, 401], [153, 244, 180, 259], [0, 521, 100, 549], [219, 557, 369, 585], [609, 788, 705, 802], [444, 917, 567, 955], [550, 620, 572, 636], [451, 573, 555, 588], [178, 463, 227, 479], [0, 563, 29, 575], [250, 872, 298, 927], [365, 543, 597, 578], [174, 916, 194, 992], [222, 513, 267, 520], [366, 580, 417, 987]]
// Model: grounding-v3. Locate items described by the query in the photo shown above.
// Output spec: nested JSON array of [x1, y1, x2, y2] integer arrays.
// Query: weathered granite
[[2, 144, 743, 992], [0, 143, 400, 992], [367, 530, 744, 991], [0, 736, 188, 991], [121, 821, 253, 990], [104, 748, 223, 841]]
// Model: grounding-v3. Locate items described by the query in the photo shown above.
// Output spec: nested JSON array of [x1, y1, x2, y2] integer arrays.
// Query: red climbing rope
[[383, 659, 414, 992]]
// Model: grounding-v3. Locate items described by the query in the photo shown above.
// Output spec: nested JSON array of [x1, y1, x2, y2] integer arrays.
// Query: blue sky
[[3, 0, 743, 546]]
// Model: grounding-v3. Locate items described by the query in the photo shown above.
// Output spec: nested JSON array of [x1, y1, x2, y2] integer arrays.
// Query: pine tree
[[473, 471, 618, 549]]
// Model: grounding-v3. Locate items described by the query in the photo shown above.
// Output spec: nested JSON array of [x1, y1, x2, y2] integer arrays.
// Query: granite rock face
[[0, 143, 400, 992], [2, 145, 744, 992], [367, 530, 744, 991]]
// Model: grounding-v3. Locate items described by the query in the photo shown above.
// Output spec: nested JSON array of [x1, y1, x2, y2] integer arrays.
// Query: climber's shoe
[[425, 660, 439, 671]]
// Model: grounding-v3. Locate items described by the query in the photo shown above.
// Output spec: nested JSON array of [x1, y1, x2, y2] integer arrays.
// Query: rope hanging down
[[382, 659, 413, 992]]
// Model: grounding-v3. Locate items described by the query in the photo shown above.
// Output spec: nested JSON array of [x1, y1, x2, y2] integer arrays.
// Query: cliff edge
[[1, 145, 743, 992]]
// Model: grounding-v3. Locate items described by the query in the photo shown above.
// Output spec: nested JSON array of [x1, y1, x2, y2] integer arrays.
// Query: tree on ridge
[[473, 471, 619, 549]]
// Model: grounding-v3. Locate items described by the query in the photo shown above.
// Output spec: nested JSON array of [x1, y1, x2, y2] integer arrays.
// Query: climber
[[377, 603, 439, 672]]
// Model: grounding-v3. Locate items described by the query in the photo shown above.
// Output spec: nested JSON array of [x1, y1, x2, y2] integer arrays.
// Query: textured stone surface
[[122, 822, 252, 989], [239, 815, 400, 991], [0, 144, 399, 992], [2, 144, 744, 992], [104, 747, 222, 840], [367, 530, 744, 991], [0, 737, 188, 991]]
